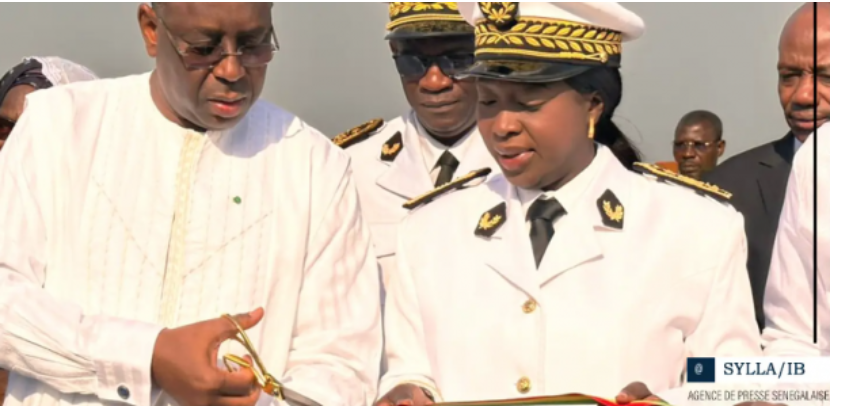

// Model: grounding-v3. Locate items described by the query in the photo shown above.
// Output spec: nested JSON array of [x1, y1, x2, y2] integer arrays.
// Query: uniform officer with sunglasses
[[0, 3, 382, 406], [333, 2, 499, 297]]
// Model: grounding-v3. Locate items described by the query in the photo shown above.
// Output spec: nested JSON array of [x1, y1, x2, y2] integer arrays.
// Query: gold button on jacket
[[516, 377, 531, 394], [521, 299, 537, 314]]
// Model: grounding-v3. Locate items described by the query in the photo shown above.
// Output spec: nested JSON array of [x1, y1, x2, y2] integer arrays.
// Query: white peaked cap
[[456, 2, 645, 41]]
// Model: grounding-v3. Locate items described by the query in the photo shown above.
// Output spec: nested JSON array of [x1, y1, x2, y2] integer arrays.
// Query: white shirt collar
[[411, 111, 478, 175], [793, 136, 803, 153], [140, 71, 228, 142], [517, 143, 607, 219]]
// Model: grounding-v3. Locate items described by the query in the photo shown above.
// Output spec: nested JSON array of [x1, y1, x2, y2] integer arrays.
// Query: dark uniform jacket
[[703, 133, 796, 332]]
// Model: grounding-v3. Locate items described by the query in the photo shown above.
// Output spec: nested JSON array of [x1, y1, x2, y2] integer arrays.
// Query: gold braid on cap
[[476, 2, 623, 65], [387, 2, 464, 30]]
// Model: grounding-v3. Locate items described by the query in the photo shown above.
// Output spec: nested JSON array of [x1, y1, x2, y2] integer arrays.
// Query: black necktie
[[527, 198, 566, 268], [434, 150, 459, 187]]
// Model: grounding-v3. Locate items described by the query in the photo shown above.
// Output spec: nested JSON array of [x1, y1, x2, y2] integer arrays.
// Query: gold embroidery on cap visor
[[474, 17, 623, 65], [386, 2, 472, 36]]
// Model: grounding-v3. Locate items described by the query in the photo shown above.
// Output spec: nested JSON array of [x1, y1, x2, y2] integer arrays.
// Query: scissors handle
[[221, 314, 285, 399]]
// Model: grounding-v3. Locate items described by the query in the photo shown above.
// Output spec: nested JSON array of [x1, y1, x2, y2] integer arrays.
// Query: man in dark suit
[[704, 2, 829, 332]]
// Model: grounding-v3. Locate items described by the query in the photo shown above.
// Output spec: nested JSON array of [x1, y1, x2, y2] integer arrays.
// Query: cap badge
[[480, 2, 519, 30]]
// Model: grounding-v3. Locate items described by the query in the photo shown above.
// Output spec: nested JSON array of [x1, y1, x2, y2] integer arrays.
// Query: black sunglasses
[[393, 53, 475, 82]]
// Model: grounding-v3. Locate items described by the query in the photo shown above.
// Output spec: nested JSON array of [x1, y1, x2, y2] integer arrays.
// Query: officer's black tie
[[526, 198, 566, 268], [434, 150, 460, 187]]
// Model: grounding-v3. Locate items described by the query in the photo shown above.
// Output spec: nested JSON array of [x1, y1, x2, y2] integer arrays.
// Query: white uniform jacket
[[344, 112, 499, 289], [381, 145, 762, 405]]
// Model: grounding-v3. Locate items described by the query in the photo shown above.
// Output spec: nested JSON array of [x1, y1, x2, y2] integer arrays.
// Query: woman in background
[[0, 56, 97, 403], [0, 56, 98, 150]]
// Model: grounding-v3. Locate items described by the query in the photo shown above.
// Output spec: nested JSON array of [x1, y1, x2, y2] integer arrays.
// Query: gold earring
[[588, 116, 596, 139]]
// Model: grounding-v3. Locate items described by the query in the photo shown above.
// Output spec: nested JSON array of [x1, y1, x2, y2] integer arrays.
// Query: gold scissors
[[220, 313, 285, 400]]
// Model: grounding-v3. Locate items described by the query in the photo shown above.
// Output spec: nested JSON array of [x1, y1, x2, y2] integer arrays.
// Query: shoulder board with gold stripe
[[333, 118, 385, 149], [403, 168, 493, 210], [633, 162, 732, 203]]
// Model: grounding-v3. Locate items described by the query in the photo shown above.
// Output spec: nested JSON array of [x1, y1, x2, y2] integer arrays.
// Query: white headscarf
[[26, 56, 99, 85]]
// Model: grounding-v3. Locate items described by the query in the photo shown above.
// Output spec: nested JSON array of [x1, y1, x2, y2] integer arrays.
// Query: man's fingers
[[218, 368, 258, 397], [616, 381, 652, 403], [237, 307, 265, 330], [214, 391, 262, 407], [218, 308, 265, 341]]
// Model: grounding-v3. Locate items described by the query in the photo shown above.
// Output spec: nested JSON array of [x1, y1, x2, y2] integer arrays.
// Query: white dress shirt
[[0, 72, 382, 406], [763, 122, 829, 356], [758, 123, 829, 405], [382, 145, 762, 406]]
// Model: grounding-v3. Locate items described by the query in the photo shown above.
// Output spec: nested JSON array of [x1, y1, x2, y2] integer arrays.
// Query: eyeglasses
[[673, 140, 717, 153], [158, 18, 279, 70], [0, 116, 14, 141], [393, 53, 475, 82]]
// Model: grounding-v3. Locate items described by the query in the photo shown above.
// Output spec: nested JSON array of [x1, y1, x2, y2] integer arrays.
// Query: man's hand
[[0, 368, 7, 403], [375, 383, 434, 406], [151, 308, 265, 406], [615, 382, 664, 405]]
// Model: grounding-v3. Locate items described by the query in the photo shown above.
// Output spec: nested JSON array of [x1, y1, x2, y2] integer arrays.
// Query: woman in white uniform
[[377, 2, 762, 406]]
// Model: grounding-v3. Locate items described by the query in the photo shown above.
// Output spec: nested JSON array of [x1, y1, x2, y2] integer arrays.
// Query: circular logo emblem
[[694, 363, 704, 376]]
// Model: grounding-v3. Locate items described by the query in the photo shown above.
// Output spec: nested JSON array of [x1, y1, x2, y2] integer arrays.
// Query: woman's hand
[[615, 381, 664, 404], [375, 383, 434, 406]]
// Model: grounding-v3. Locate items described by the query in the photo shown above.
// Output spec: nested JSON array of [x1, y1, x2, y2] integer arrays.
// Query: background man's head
[[778, 2, 829, 142], [138, 2, 276, 132], [672, 110, 725, 180], [386, 2, 477, 144], [0, 56, 98, 150]]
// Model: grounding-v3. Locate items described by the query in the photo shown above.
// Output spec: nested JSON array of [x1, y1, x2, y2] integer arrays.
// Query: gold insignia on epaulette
[[403, 167, 493, 210], [597, 189, 624, 229], [633, 162, 733, 202], [475, 202, 506, 237], [380, 132, 403, 162], [332, 118, 384, 149]]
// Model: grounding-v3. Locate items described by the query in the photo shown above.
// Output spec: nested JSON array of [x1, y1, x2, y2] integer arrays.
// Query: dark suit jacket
[[703, 133, 796, 332]]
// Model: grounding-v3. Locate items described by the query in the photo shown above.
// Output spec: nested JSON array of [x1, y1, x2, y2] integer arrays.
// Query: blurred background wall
[[0, 2, 799, 161]]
